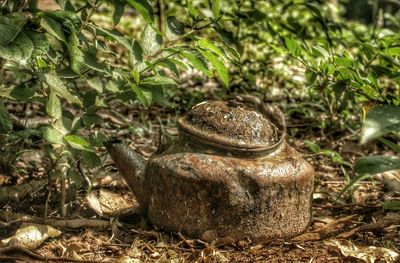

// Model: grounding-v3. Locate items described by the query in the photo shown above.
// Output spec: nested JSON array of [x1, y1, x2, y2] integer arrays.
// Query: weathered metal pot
[[106, 99, 314, 243]]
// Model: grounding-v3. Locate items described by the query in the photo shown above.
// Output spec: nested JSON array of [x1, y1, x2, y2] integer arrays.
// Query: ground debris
[[325, 239, 399, 263]]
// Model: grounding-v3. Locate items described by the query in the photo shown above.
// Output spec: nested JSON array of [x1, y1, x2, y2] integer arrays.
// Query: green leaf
[[83, 114, 102, 128], [187, 0, 198, 18], [305, 69, 317, 86], [131, 70, 140, 84], [105, 80, 120, 93], [0, 30, 34, 64], [180, 50, 212, 77], [387, 47, 400, 56], [83, 52, 111, 74], [87, 77, 103, 93], [67, 29, 84, 73], [112, 0, 125, 25], [211, 0, 221, 18], [367, 71, 379, 88], [284, 37, 301, 57], [95, 27, 134, 55], [131, 83, 152, 107], [0, 13, 26, 45], [141, 25, 162, 55], [197, 38, 224, 58], [82, 151, 101, 168], [312, 45, 329, 59], [360, 105, 400, 144], [64, 134, 94, 152], [355, 155, 400, 176], [40, 16, 66, 42], [378, 138, 400, 154], [141, 75, 177, 86], [304, 140, 321, 153], [334, 57, 353, 67], [89, 131, 107, 147], [29, 32, 49, 58], [158, 59, 179, 77], [46, 91, 62, 120], [39, 71, 82, 106], [0, 101, 12, 133], [166, 16, 185, 41], [43, 126, 63, 144], [269, 44, 286, 55], [197, 48, 229, 87], [126, 0, 154, 25], [10, 85, 36, 100]]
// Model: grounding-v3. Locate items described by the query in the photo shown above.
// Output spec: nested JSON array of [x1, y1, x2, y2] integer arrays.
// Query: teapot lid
[[177, 100, 285, 153]]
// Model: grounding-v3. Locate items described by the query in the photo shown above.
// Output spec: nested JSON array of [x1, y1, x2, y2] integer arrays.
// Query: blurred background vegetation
[[0, 0, 399, 211]]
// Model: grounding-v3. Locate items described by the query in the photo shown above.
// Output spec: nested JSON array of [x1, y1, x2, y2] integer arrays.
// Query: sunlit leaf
[[187, 0, 198, 18], [197, 48, 229, 87], [284, 37, 301, 56], [197, 38, 224, 58], [0, 31, 34, 64], [211, 0, 221, 18], [0, 13, 26, 45], [387, 47, 400, 56], [40, 16, 66, 42], [39, 71, 82, 106], [126, 0, 154, 25], [355, 155, 400, 176], [46, 91, 62, 120], [64, 134, 94, 152], [87, 77, 103, 93], [141, 75, 177, 86], [360, 105, 400, 144], [131, 83, 151, 107], [141, 25, 162, 55], [67, 29, 84, 73], [181, 51, 212, 77], [334, 57, 353, 67], [312, 45, 329, 59], [43, 126, 63, 144]]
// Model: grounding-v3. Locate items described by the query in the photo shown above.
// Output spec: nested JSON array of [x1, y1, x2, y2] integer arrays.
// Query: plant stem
[[54, 149, 70, 218], [157, 0, 165, 35]]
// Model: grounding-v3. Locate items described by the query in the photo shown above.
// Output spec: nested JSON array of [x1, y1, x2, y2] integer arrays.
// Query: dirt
[[0, 99, 399, 263]]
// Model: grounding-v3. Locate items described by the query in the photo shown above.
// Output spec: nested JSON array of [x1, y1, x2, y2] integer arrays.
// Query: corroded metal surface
[[178, 101, 283, 152], [146, 141, 314, 242], [106, 100, 315, 243]]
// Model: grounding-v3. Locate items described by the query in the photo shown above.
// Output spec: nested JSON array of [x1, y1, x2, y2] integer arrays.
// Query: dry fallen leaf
[[325, 239, 399, 263], [1, 223, 61, 249], [85, 189, 141, 217]]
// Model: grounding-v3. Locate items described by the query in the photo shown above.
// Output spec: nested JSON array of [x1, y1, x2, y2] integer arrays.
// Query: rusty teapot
[[106, 98, 314, 243]]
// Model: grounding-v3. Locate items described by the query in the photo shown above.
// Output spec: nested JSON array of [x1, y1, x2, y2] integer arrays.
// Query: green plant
[[0, 0, 236, 215], [220, 0, 400, 199]]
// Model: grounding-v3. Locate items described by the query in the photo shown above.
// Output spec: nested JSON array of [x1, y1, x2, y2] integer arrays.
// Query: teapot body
[[145, 139, 314, 242]]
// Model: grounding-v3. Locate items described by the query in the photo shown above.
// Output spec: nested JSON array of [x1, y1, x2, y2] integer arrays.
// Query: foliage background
[[0, 0, 399, 219]]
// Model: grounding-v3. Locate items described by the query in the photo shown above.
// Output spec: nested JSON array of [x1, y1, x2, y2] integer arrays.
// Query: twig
[[178, 232, 194, 249], [0, 244, 115, 262], [0, 211, 135, 230], [0, 179, 47, 204]]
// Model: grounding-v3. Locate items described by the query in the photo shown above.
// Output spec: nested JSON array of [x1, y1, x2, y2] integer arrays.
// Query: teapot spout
[[105, 140, 148, 209]]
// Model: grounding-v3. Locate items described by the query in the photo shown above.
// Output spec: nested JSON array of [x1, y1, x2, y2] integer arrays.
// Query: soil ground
[[0, 96, 399, 263]]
